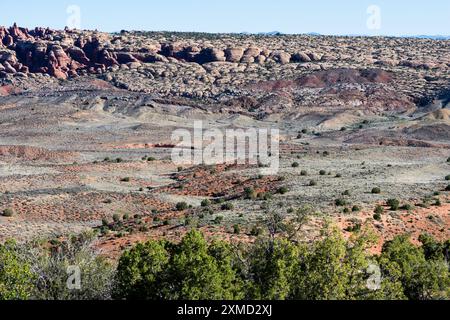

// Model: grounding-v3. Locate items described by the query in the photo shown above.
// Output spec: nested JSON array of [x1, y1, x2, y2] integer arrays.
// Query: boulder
[[68, 46, 90, 64], [225, 47, 244, 63], [255, 55, 267, 64], [49, 45, 71, 68], [196, 48, 226, 64], [291, 52, 311, 63], [270, 51, 291, 64], [116, 52, 139, 64], [2, 61, 17, 73], [308, 52, 322, 61], [240, 56, 255, 64], [244, 47, 261, 58]]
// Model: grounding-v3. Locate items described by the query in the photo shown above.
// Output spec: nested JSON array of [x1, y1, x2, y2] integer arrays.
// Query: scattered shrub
[[401, 203, 413, 211], [374, 205, 384, 215], [244, 187, 257, 200], [371, 187, 381, 194], [214, 216, 224, 224], [176, 202, 189, 211], [258, 192, 273, 201], [250, 225, 262, 237], [201, 199, 211, 207], [277, 187, 289, 195], [387, 199, 400, 211], [112, 214, 121, 223], [221, 203, 234, 211], [292, 162, 300, 168], [2, 208, 15, 217], [101, 218, 109, 227]]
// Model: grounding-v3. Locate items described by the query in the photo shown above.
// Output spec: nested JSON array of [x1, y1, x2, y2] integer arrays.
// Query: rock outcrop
[[0, 24, 329, 79]]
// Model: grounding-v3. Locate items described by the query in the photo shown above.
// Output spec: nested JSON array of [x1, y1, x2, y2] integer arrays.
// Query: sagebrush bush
[[2, 208, 15, 217], [221, 203, 234, 211], [372, 187, 381, 194], [176, 202, 189, 211], [335, 199, 347, 207], [387, 199, 400, 211], [374, 205, 384, 215]]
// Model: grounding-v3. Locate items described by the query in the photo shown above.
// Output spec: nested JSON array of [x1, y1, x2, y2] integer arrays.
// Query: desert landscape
[[1, 21, 450, 307], [0, 24, 449, 259]]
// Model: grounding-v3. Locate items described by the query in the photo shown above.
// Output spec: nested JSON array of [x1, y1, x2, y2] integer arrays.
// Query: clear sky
[[0, 0, 449, 36]]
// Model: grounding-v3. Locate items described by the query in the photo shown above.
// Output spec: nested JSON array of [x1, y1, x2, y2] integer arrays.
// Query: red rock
[[115, 52, 138, 64], [49, 66, 67, 79], [67, 46, 90, 64], [3, 35, 13, 47]]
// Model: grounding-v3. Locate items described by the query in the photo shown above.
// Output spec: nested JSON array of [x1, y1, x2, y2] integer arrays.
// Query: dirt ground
[[0, 80, 449, 257]]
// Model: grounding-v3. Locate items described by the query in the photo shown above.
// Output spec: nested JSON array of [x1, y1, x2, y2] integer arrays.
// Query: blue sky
[[1, 0, 449, 36]]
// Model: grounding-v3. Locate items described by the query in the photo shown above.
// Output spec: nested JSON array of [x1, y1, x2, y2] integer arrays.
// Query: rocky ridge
[[1, 25, 449, 116]]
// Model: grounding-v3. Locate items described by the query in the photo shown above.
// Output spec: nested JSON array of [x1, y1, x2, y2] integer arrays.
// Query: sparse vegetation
[[374, 205, 384, 215], [372, 187, 381, 194], [221, 203, 234, 211], [176, 202, 189, 211], [201, 199, 211, 207], [277, 187, 289, 195], [244, 187, 257, 200], [387, 199, 400, 211], [335, 199, 347, 207], [373, 213, 382, 221], [2, 208, 15, 217], [401, 203, 414, 211]]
